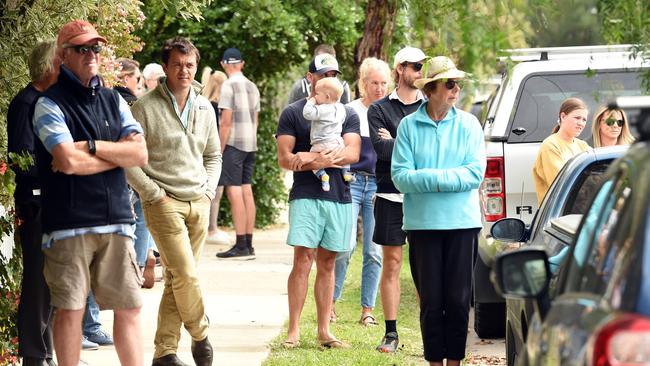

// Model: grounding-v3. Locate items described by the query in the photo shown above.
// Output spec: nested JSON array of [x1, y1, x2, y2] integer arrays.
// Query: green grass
[[263, 246, 425, 366]]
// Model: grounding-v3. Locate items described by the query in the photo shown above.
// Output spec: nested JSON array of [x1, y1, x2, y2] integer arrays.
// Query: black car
[[489, 146, 627, 366], [493, 101, 650, 366]]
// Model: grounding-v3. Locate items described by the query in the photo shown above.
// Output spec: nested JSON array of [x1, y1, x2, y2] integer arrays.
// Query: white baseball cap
[[393, 47, 427, 68]]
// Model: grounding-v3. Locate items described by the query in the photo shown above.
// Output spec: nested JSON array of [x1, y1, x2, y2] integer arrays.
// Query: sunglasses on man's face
[[444, 79, 464, 90], [604, 117, 624, 127], [402, 62, 424, 72], [68, 44, 103, 55]]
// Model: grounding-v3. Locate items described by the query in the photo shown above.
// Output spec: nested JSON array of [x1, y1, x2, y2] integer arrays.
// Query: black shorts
[[219, 145, 256, 186], [373, 196, 406, 246]]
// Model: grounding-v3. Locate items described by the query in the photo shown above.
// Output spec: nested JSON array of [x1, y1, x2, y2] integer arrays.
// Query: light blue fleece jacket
[[391, 102, 486, 230]]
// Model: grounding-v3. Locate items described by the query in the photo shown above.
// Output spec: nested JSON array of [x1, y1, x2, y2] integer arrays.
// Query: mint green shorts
[[287, 199, 353, 252]]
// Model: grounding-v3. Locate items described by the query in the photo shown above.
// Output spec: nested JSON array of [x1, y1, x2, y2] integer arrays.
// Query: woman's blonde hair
[[552, 97, 588, 134], [591, 106, 635, 147], [358, 57, 390, 98], [202, 67, 227, 102]]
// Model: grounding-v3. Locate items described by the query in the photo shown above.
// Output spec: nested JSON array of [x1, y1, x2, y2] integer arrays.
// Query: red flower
[[0, 162, 7, 175]]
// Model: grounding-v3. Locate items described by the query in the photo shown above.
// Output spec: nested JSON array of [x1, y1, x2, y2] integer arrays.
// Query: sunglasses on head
[[604, 117, 624, 127], [67, 44, 103, 55], [444, 79, 463, 90], [402, 62, 424, 72]]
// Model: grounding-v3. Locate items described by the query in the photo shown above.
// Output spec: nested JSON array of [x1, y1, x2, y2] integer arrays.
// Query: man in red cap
[[32, 20, 147, 366]]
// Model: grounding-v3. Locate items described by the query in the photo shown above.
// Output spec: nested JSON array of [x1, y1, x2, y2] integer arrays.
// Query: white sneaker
[[207, 230, 232, 245]]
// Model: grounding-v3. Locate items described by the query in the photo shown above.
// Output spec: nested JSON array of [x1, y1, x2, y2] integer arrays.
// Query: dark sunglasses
[[67, 44, 103, 55], [604, 117, 624, 127], [444, 79, 464, 90], [402, 62, 424, 72]]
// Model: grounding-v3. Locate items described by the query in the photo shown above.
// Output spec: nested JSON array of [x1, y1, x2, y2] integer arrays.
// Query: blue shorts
[[287, 199, 352, 252]]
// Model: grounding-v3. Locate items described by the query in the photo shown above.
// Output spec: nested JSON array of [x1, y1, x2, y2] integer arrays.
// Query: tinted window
[[564, 171, 632, 294], [562, 160, 611, 215], [507, 70, 644, 143]]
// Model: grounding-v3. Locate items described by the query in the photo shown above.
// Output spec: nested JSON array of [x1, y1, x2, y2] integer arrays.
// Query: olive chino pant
[[143, 195, 211, 359]]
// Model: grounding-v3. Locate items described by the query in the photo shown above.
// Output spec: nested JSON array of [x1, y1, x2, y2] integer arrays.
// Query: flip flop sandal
[[359, 314, 378, 326], [376, 332, 399, 353], [281, 340, 300, 349], [319, 338, 350, 349]]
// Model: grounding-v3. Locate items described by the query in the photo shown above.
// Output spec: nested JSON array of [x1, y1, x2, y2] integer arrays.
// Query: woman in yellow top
[[590, 106, 635, 147], [532, 97, 591, 203]]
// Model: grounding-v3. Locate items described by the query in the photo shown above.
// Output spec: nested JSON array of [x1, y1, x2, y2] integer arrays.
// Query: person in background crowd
[[114, 57, 157, 289], [127, 36, 221, 366], [32, 19, 147, 366], [532, 97, 591, 203], [215, 48, 260, 259], [276, 54, 360, 349], [589, 106, 635, 147], [201, 66, 231, 245], [142, 63, 165, 92], [8, 40, 59, 366], [332, 57, 390, 327], [368, 46, 426, 353], [287, 44, 351, 105], [392, 56, 486, 366]]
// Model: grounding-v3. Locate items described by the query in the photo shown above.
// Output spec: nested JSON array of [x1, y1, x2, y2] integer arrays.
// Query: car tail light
[[590, 313, 650, 366], [481, 157, 506, 222]]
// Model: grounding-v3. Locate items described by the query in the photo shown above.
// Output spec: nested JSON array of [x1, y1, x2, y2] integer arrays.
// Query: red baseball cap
[[57, 20, 107, 47]]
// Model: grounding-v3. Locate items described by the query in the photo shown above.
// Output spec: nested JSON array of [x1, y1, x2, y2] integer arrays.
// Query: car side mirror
[[490, 218, 526, 242], [494, 249, 552, 319]]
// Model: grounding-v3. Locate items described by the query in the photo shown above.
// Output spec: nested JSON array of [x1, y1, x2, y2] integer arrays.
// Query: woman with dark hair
[[532, 97, 591, 203]]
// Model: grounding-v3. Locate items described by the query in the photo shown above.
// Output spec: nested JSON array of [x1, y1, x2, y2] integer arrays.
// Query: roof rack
[[498, 44, 634, 62]]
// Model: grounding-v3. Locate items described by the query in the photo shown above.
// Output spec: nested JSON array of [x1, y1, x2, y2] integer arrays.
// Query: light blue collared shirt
[[164, 81, 196, 129]]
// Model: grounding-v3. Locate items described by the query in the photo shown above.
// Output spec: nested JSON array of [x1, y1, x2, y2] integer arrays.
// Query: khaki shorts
[[43, 233, 143, 310]]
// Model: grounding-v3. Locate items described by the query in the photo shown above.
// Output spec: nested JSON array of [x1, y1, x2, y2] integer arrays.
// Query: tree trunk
[[353, 0, 400, 96]]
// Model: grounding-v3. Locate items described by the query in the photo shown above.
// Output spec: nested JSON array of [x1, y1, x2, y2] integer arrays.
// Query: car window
[[563, 170, 632, 293], [507, 71, 644, 143], [562, 161, 611, 215]]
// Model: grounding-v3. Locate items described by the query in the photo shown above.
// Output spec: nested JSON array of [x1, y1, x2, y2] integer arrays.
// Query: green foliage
[[597, 0, 650, 90], [135, 0, 364, 227], [527, 0, 604, 47], [404, 0, 531, 82]]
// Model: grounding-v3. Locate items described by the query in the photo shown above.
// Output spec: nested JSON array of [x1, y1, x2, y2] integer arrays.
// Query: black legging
[[407, 228, 479, 362]]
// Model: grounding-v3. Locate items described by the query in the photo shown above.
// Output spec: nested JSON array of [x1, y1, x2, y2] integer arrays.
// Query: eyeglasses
[[402, 62, 424, 72], [67, 44, 103, 55], [444, 79, 464, 90], [604, 117, 624, 127]]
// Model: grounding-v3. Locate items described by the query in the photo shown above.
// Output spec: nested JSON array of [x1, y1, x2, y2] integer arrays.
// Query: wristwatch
[[88, 139, 96, 155]]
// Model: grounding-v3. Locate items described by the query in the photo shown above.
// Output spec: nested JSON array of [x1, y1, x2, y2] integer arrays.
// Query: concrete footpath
[[80, 227, 293, 366]]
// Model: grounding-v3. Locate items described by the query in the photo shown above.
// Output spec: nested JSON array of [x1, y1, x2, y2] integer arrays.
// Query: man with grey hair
[[8, 40, 60, 366]]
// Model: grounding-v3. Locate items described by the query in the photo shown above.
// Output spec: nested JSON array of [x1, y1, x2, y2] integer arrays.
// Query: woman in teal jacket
[[391, 56, 486, 366]]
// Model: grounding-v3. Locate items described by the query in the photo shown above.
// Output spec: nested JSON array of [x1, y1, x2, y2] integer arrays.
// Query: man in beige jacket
[[126, 37, 221, 366]]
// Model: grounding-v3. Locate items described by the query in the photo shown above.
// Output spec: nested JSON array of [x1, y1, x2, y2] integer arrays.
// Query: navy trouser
[[407, 228, 479, 362], [16, 201, 54, 359]]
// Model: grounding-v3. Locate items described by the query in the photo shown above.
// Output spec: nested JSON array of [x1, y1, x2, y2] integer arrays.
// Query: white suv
[[473, 44, 649, 338]]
